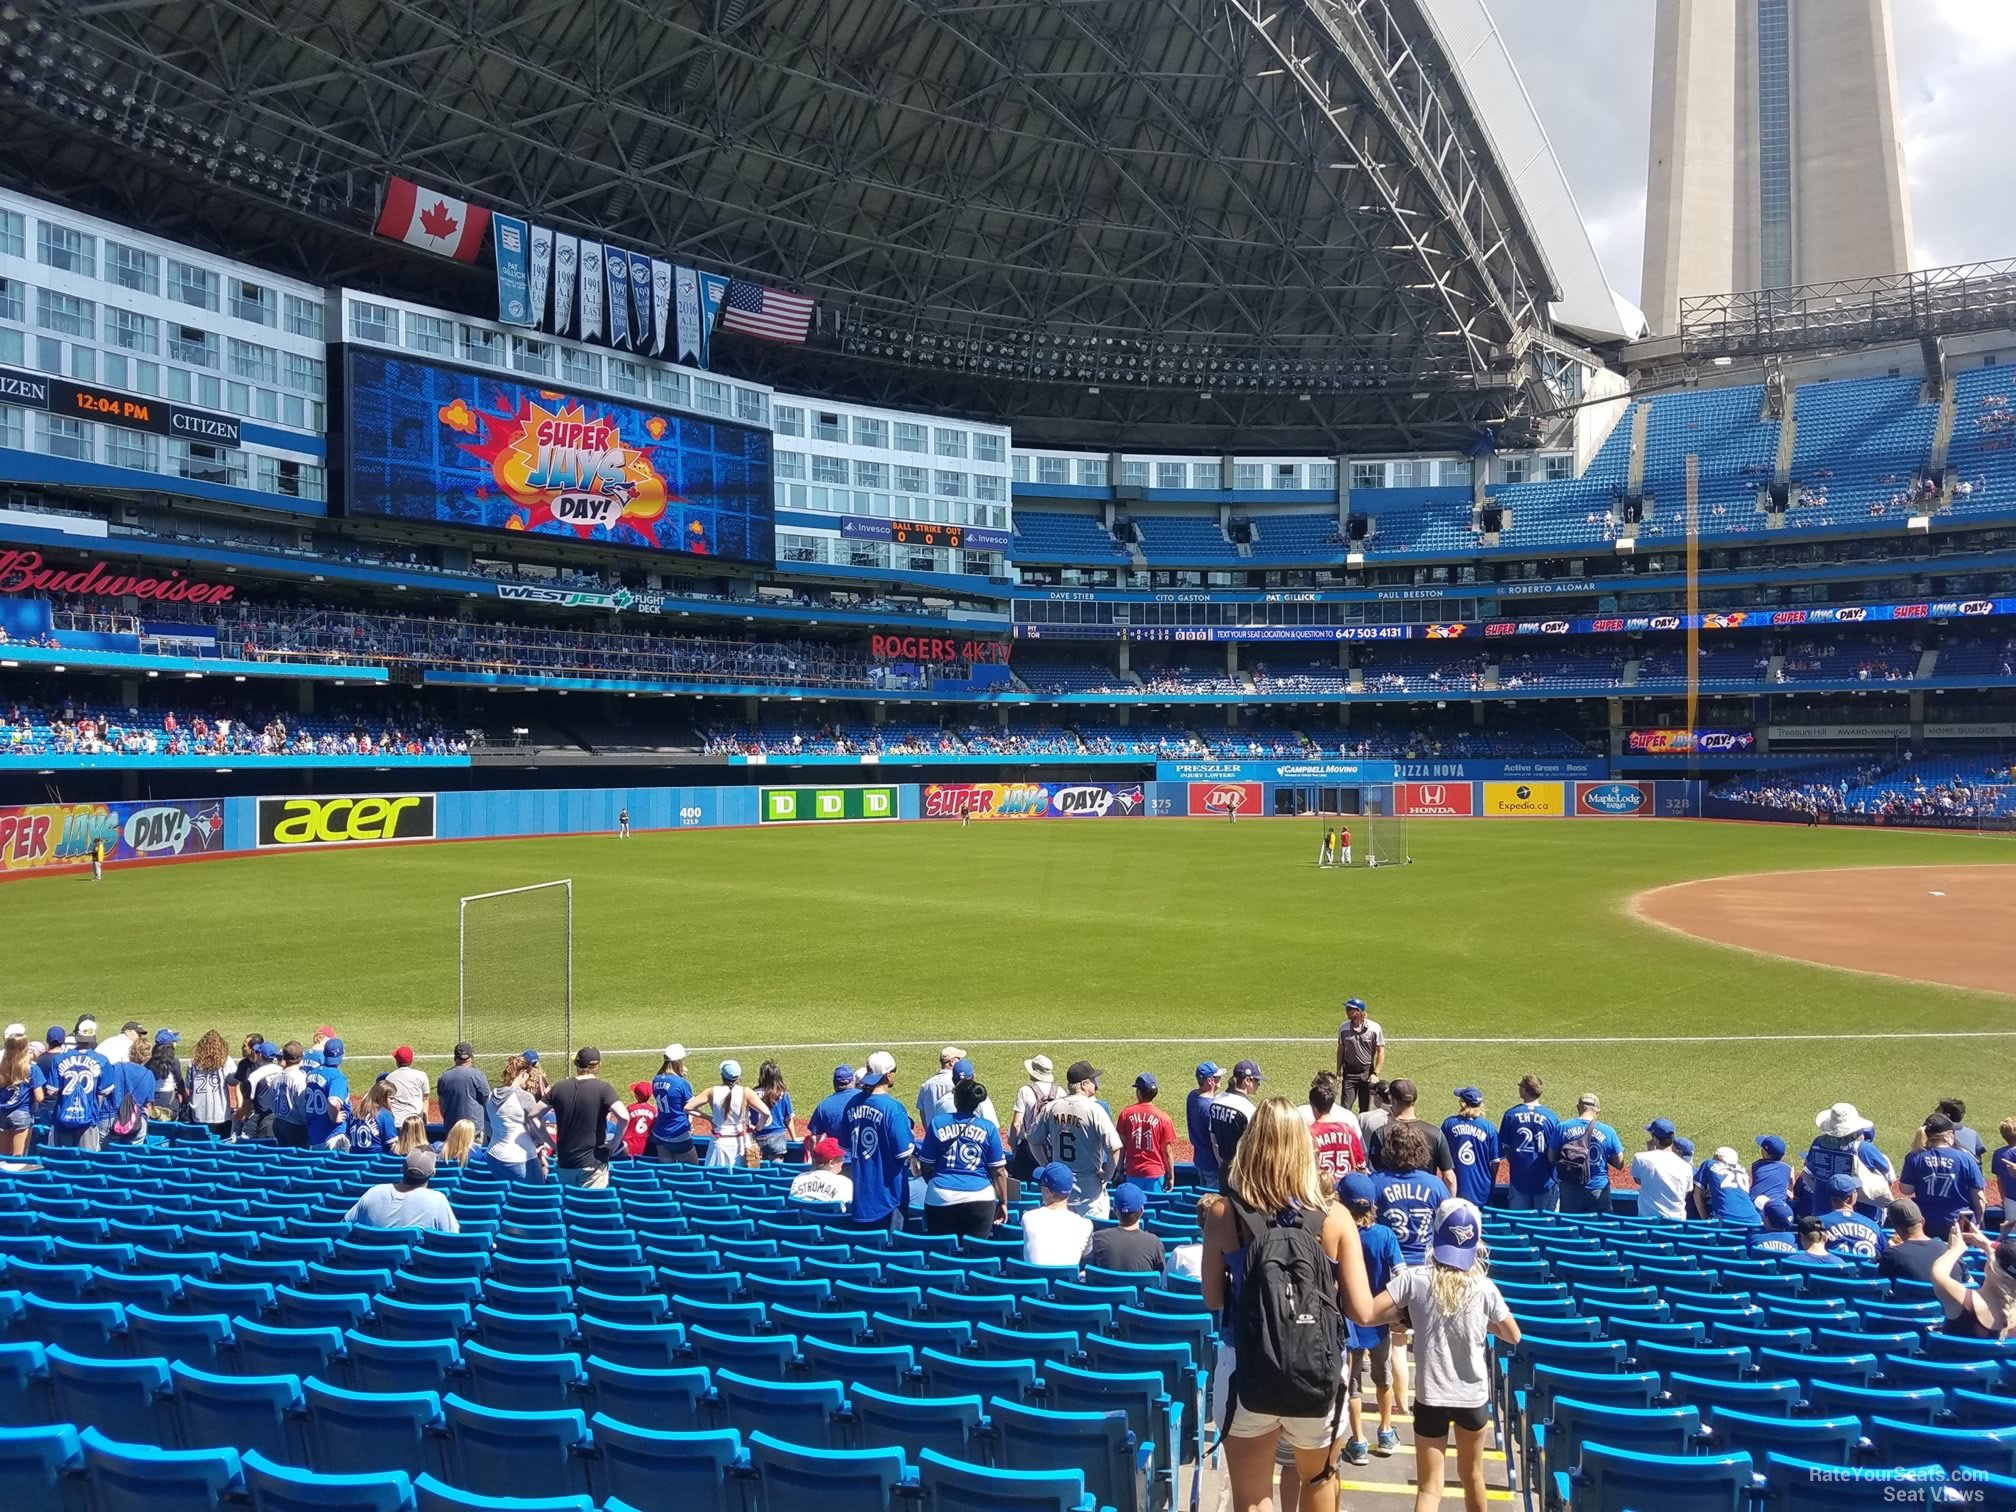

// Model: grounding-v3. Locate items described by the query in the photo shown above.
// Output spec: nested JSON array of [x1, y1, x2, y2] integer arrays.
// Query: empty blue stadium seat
[[23, 1295, 127, 1353], [916, 1447, 1098, 1512], [587, 1415, 744, 1512], [990, 1395, 1143, 1512], [77, 1426, 244, 1512], [168, 1360, 305, 1460], [713, 1368, 846, 1450], [342, 1331, 462, 1396], [1707, 1408, 1861, 1468], [0, 1422, 88, 1512], [919, 1347, 1044, 1406], [1864, 1417, 2016, 1477], [460, 1341, 587, 1413], [439, 1393, 591, 1500], [241, 1450, 415, 1512], [583, 1357, 711, 1433], [799, 1336, 913, 1394], [747, 1429, 906, 1512], [235, 1318, 349, 1380], [43, 1345, 174, 1446], [1557, 1443, 1751, 1512], [300, 1376, 444, 1478], [0, 1341, 50, 1427], [411, 1474, 598, 1512], [1759, 1452, 1947, 1509], [850, 1380, 987, 1460]]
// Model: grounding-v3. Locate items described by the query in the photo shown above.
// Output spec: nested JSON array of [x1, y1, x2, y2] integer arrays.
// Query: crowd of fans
[[1716, 755, 2016, 821], [0, 699, 469, 759]]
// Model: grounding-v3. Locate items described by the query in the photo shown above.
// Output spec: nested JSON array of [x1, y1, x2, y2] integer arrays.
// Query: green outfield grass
[[8, 818, 2015, 1154]]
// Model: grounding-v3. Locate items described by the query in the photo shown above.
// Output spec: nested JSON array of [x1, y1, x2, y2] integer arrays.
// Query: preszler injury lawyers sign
[[758, 787, 898, 824]]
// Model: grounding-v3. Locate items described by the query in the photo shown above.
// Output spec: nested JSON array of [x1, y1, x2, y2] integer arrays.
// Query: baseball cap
[[1431, 1199, 1484, 1270], [942, 1046, 966, 1064], [1673, 1137, 1695, 1159], [1923, 1112, 1956, 1135], [1827, 1172, 1861, 1198], [575, 1047, 602, 1068], [313, 1026, 337, 1041], [1713, 1146, 1739, 1167], [121, 1020, 143, 1034], [1344, 997, 1367, 1014], [1134, 1072, 1158, 1094], [663, 1043, 687, 1063], [303, 1050, 324, 1068], [1887, 1198, 1925, 1231], [1066, 1060, 1102, 1086], [2, 1023, 23, 1040], [720, 1059, 742, 1082], [630, 1081, 653, 1101], [952, 1059, 975, 1082], [1024, 1055, 1054, 1081], [1337, 1172, 1380, 1208], [392, 1047, 414, 1066], [808, 1135, 844, 1162], [1755, 1134, 1787, 1160], [45, 1027, 64, 1045], [1233, 1058, 1263, 1083], [831, 1064, 856, 1088], [1646, 1117, 1675, 1139], [256, 1041, 280, 1057], [1111, 1182, 1146, 1216], [1036, 1162, 1076, 1196], [1195, 1061, 1222, 1081], [453, 1042, 474, 1059], [521, 1050, 541, 1065], [1577, 1093, 1601, 1111], [1386, 1078, 1418, 1108], [321, 1037, 344, 1064], [154, 1029, 180, 1045], [1454, 1086, 1484, 1106], [859, 1051, 896, 1088], [75, 1018, 97, 1037], [402, 1150, 437, 1182], [1760, 1198, 1795, 1231]]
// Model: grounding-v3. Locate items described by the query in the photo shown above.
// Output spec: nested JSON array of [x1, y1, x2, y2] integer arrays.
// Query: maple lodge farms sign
[[0, 551, 238, 605]]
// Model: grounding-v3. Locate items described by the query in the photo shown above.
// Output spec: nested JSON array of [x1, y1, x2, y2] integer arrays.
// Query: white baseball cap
[[76, 1018, 97, 1036], [662, 1043, 686, 1062], [2, 1023, 23, 1040], [860, 1050, 897, 1087], [942, 1046, 967, 1064]]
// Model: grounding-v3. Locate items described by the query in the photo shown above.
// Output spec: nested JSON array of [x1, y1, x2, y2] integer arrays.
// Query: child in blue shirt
[[1338, 1173, 1404, 1464]]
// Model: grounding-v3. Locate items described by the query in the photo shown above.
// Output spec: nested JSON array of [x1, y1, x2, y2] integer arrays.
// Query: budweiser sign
[[0, 551, 237, 605]]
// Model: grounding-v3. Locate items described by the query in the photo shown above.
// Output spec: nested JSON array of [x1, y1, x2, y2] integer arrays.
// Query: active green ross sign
[[759, 786, 899, 824]]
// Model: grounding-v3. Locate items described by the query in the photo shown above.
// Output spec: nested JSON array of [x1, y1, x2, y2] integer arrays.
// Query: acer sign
[[867, 634, 1009, 664], [1394, 782, 1474, 817], [0, 551, 237, 605]]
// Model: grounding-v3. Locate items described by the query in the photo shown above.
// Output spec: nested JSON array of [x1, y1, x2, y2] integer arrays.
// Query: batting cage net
[[1359, 787, 1412, 868], [458, 880, 573, 1059]]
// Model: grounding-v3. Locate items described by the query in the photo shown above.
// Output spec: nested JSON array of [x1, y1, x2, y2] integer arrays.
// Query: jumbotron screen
[[339, 348, 774, 564]]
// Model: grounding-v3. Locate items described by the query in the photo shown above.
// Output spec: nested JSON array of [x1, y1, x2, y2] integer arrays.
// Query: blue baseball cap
[[154, 1029, 180, 1045], [1134, 1072, 1158, 1094], [46, 1026, 65, 1044], [521, 1050, 540, 1065], [953, 1059, 975, 1081], [1111, 1182, 1146, 1216], [1755, 1134, 1787, 1160], [1344, 998, 1367, 1014], [1454, 1086, 1484, 1106], [1431, 1199, 1484, 1270], [303, 1049, 324, 1068], [1036, 1162, 1076, 1196], [1761, 1198, 1795, 1231], [1673, 1137, 1695, 1159], [256, 1041, 280, 1057], [1195, 1061, 1221, 1081], [1827, 1173, 1861, 1198], [1337, 1172, 1380, 1208], [321, 1037, 344, 1064], [832, 1064, 856, 1088], [1646, 1117, 1675, 1139], [1232, 1059, 1262, 1083]]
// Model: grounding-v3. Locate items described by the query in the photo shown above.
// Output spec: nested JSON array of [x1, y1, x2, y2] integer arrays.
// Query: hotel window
[[36, 222, 95, 277], [934, 427, 967, 459], [973, 433, 1004, 464], [852, 416, 888, 449], [284, 294, 324, 340], [36, 289, 95, 339], [773, 405, 804, 437], [349, 301, 396, 344], [168, 261, 219, 312], [609, 359, 646, 396], [562, 347, 602, 389], [106, 242, 160, 295], [459, 325, 503, 365], [405, 313, 454, 355], [1076, 459, 1107, 486], [1036, 457, 1069, 485], [229, 281, 274, 326]]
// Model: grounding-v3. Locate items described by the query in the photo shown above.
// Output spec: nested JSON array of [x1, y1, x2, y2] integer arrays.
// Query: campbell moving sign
[[0, 364, 241, 446], [0, 551, 237, 605]]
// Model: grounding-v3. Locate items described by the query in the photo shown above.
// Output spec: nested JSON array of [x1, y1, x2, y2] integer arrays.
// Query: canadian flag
[[374, 176, 491, 262]]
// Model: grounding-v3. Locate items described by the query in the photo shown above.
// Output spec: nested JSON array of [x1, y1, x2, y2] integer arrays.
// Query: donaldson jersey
[[51, 1049, 110, 1127], [1442, 1115, 1500, 1209], [304, 1067, 350, 1145], [1499, 1104, 1560, 1194]]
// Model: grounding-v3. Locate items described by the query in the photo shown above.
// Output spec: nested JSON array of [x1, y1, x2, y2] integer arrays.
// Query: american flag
[[719, 279, 815, 343]]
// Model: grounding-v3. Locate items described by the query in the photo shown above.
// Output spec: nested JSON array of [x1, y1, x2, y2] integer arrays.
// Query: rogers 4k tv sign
[[256, 794, 438, 847], [759, 786, 897, 824]]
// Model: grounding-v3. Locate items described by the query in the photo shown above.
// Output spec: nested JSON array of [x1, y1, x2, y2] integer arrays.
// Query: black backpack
[[1228, 1198, 1343, 1419], [1556, 1121, 1595, 1187]]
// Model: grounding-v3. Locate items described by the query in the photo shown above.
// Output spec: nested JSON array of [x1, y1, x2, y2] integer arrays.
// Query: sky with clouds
[[1483, 0, 2016, 303]]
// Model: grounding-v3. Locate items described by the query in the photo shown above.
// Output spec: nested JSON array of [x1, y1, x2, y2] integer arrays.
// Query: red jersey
[[621, 1103, 655, 1158], [1117, 1102, 1176, 1181], [1340, 828, 1351, 847], [1309, 1114, 1364, 1186]]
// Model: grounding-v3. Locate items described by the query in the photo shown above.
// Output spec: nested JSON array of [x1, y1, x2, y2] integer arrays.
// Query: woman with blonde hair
[[392, 1114, 431, 1156], [1360, 1198, 1521, 1512], [1933, 1217, 2016, 1338], [0, 1024, 41, 1156], [439, 1119, 477, 1166], [484, 1054, 550, 1183], [1200, 1095, 1370, 1512]]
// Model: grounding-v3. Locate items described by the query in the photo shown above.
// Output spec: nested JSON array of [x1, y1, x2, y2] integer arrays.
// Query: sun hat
[[1815, 1102, 1865, 1138], [1024, 1055, 1054, 1082]]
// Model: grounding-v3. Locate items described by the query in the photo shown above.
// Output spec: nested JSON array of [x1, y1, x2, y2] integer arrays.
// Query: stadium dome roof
[[1, 0, 1628, 451]]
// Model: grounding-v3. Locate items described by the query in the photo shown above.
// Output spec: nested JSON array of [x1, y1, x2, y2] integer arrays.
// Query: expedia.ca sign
[[256, 794, 437, 848]]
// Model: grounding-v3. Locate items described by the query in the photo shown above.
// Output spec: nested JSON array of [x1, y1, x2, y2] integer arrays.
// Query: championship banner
[[697, 272, 728, 369], [1481, 782, 1565, 817], [605, 247, 632, 349], [0, 798, 225, 871], [630, 255, 654, 353], [1576, 781, 1651, 816], [758, 786, 896, 824], [554, 235, 580, 335], [1393, 782, 1474, 817], [675, 267, 702, 365], [651, 259, 673, 356], [579, 242, 604, 340], [493, 215, 533, 327], [1190, 782, 1262, 818], [527, 225, 553, 331]]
